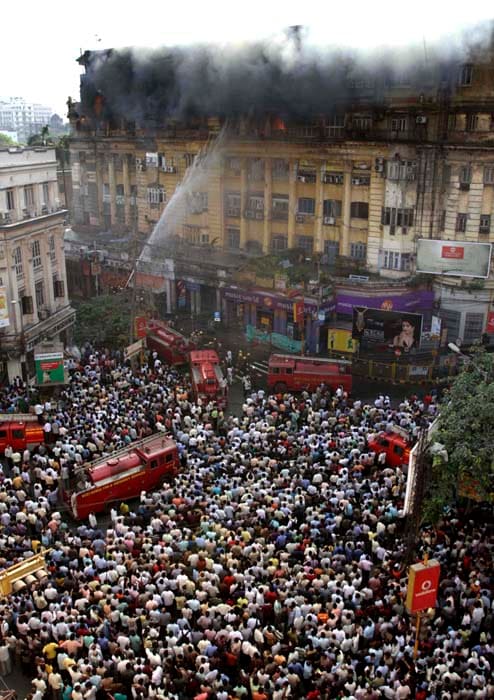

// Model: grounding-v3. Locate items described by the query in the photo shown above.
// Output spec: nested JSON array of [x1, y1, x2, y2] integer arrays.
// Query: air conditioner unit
[[375, 158, 385, 172], [297, 175, 306, 183], [323, 216, 336, 225], [416, 116, 428, 124], [352, 177, 361, 185], [244, 210, 255, 219], [167, 166, 176, 173], [295, 214, 305, 223]]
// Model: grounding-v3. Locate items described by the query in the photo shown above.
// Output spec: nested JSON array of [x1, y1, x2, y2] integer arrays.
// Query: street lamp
[[448, 342, 488, 381]]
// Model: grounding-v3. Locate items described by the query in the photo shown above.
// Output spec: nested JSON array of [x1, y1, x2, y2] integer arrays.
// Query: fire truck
[[146, 320, 195, 365], [60, 434, 180, 519], [267, 354, 352, 394], [189, 350, 227, 408], [367, 427, 411, 467], [0, 414, 45, 454]]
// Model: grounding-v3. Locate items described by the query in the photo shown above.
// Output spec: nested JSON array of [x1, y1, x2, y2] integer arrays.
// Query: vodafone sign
[[406, 560, 441, 613], [441, 245, 464, 260]]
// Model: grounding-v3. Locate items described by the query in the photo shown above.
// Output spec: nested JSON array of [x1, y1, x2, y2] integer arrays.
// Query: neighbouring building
[[67, 42, 494, 346], [0, 97, 54, 144], [0, 147, 75, 382]]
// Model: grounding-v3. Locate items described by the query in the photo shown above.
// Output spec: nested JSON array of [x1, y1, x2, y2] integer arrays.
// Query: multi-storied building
[[0, 147, 75, 382], [0, 97, 54, 144], [68, 44, 494, 347]]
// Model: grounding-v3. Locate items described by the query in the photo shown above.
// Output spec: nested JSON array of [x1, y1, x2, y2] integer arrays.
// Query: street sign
[[214, 311, 221, 322]]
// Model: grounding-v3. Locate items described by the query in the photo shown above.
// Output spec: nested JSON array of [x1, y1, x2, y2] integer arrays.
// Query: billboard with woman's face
[[352, 307, 423, 350]]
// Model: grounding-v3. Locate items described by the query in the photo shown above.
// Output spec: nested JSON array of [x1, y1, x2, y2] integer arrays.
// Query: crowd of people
[[0, 344, 492, 700]]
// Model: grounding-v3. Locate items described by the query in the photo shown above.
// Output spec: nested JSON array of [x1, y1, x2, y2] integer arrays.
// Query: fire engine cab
[[0, 414, 45, 454], [367, 427, 411, 468], [60, 434, 180, 519], [189, 350, 227, 408], [146, 320, 194, 365], [267, 354, 352, 394]]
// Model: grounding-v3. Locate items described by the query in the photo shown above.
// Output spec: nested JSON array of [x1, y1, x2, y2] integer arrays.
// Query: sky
[[1, 0, 494, 119]]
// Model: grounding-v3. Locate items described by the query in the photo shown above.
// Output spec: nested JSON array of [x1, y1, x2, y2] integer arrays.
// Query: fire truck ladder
[[0, 549, 51, 597], [72, 433, 171, 476]]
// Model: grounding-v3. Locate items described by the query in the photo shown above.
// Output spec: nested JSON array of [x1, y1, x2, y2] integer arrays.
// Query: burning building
[[68, 28, 494, 346]]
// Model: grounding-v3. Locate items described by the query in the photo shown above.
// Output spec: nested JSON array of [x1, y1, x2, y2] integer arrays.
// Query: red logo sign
[[487, 312, 494, 334], [406, 560, 441, 613], [381, 299, 394, 310], [135, 316, 148, 339], [441, 246, 464, 260]]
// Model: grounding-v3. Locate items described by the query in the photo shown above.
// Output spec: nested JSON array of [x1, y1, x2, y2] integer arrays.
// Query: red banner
[[441, 245, 464, 260], [135, 316, 148, 339], [406, 560, 441, 613], [486, 311, 494, 335]]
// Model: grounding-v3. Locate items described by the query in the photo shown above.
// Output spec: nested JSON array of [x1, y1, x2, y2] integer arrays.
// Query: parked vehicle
[[146, 320, 195, 365], [60, 434, 180, 519], [367, 428, 411, 467], [267, 354, 352, 394], [0, 413, 44, 454], [189, 350, 227, 408]]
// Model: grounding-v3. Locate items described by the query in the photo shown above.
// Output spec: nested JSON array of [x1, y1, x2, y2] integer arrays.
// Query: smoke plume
[[79, 22, 494, 125]]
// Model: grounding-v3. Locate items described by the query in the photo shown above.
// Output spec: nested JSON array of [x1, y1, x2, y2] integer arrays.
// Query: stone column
[[108, 155, 117, 224], [314, 162, 325, 253], [123, 154, 131, 226], [240, 158, 248, 248], [341, 162, 353, 257], [288, 160, 297, 248]]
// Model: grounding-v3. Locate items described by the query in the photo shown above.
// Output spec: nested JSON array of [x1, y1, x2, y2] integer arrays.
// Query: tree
[[425, 351, 494, 521], [27, 125, 53, 147], [73, 292, 132, 350], [0, 133, 16, 146]]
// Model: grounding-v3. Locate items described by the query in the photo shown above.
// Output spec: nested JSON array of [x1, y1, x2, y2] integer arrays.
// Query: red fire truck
[[267, 354, 352, 394], [60, 434, 180, 519], [0, 414, 45, 454], [367, 428, 411, 468], [146, 320, 194, 365], [189, 350, 227, 408]]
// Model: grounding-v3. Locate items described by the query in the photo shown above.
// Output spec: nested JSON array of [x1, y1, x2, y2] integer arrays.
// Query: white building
[[0, 97, 54, 143], [0, 147, 75, 382]]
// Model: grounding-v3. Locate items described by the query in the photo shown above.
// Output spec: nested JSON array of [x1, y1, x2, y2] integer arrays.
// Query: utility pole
[[404, 425, 430, 564], [128, 208, 140, 346]]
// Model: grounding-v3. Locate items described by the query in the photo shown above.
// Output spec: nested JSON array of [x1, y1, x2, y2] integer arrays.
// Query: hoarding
[[0, 287, 9, 328], [336, 289, 433, 315], [406, 560, 441, 613], [327, 328, 358, 354], [416, 239, 492, 278], [352, 307, 423, 350], [34, 350, 65, 386]]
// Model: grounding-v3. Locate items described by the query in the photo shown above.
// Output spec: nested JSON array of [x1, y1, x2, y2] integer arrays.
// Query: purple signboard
[[223, 286, 336, 314], [336, 289, 434, 315]]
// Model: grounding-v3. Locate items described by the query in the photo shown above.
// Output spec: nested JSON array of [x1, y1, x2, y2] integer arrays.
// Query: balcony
[[244, 209, 264, 221], [271, 209, 288, 221], [0, 207, 66, 228]]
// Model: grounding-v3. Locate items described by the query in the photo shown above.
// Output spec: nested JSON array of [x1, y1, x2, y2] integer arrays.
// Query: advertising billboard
[[34, 350, 65, 386], [352, 307, 423, 350], [0, 287, 10, 328], [416, 239, 492, 278], [327, 328, 358, 354], [406, 560, 441, 613]]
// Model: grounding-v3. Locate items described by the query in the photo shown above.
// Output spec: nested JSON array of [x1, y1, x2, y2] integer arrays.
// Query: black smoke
[[79, 23, 494, 125]]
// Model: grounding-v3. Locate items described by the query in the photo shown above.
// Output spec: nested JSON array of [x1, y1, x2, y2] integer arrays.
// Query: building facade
[[0, 97, 54, 144], [68, 47, 494, 345], [0, 147, 75, 382]]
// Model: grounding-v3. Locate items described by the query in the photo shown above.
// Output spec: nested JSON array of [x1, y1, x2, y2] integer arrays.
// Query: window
[[102, 183, 110, 201], [297, 235, 313, 253], [272, 235, 288, 252], [53, 279, 64, 298], [353, 115, 372, 131], [443, 165, 451, 185], [6, 189, 15, 210], [440, 210, 446, 231], [323, 240, 340, 262], [272, 196, 289, 218], [24, 185, 34, 208], [22, 295, 33, 315], [324, 114, 345, 138], [350, 202, 369, 219], [13, 246, 23, 278], [272, 159, 289, 180], [150, 459, 158, 470], [35, 280, 44, 308], [383, 250, 410, 271], [479, 214, 491, 234], [484, 166, 494, 185], [391, 116, 408, 132], [225, 192, 241, 212], [189, 191, 208, 213], [32, 239, 42, 269], [248, 159, 264, 181], [459, 64, 473, 86], [184, 153, 195, 168], [440, 309, 461, 341], [466, 114, 478, 132], [381, 208, 414, 229], [464, 313, 484, 344], [386, 160, 417, 181], [48, 236, 57, 262], [245, 240, 262, 254], [227, 227, 240, 249], [448, 114, 457, 131], [147, 187, 166, 205], [42, 183, 50, 205], [298, 198, 315, 215], [78, 151, 86, 164], [323, 171, 344, 185], [350, 242, 367, 260], [456, 213, 468, 232], [459, 165, 472, 184], [248, 196, 264, 211], [146, 152, 159, 167], [323, 199, 342, 218]]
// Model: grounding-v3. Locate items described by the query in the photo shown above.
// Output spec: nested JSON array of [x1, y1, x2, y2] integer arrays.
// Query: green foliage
[[73, 293, 132, 350], [427, 351, 494, 518], [0, 133, 16, 146]]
